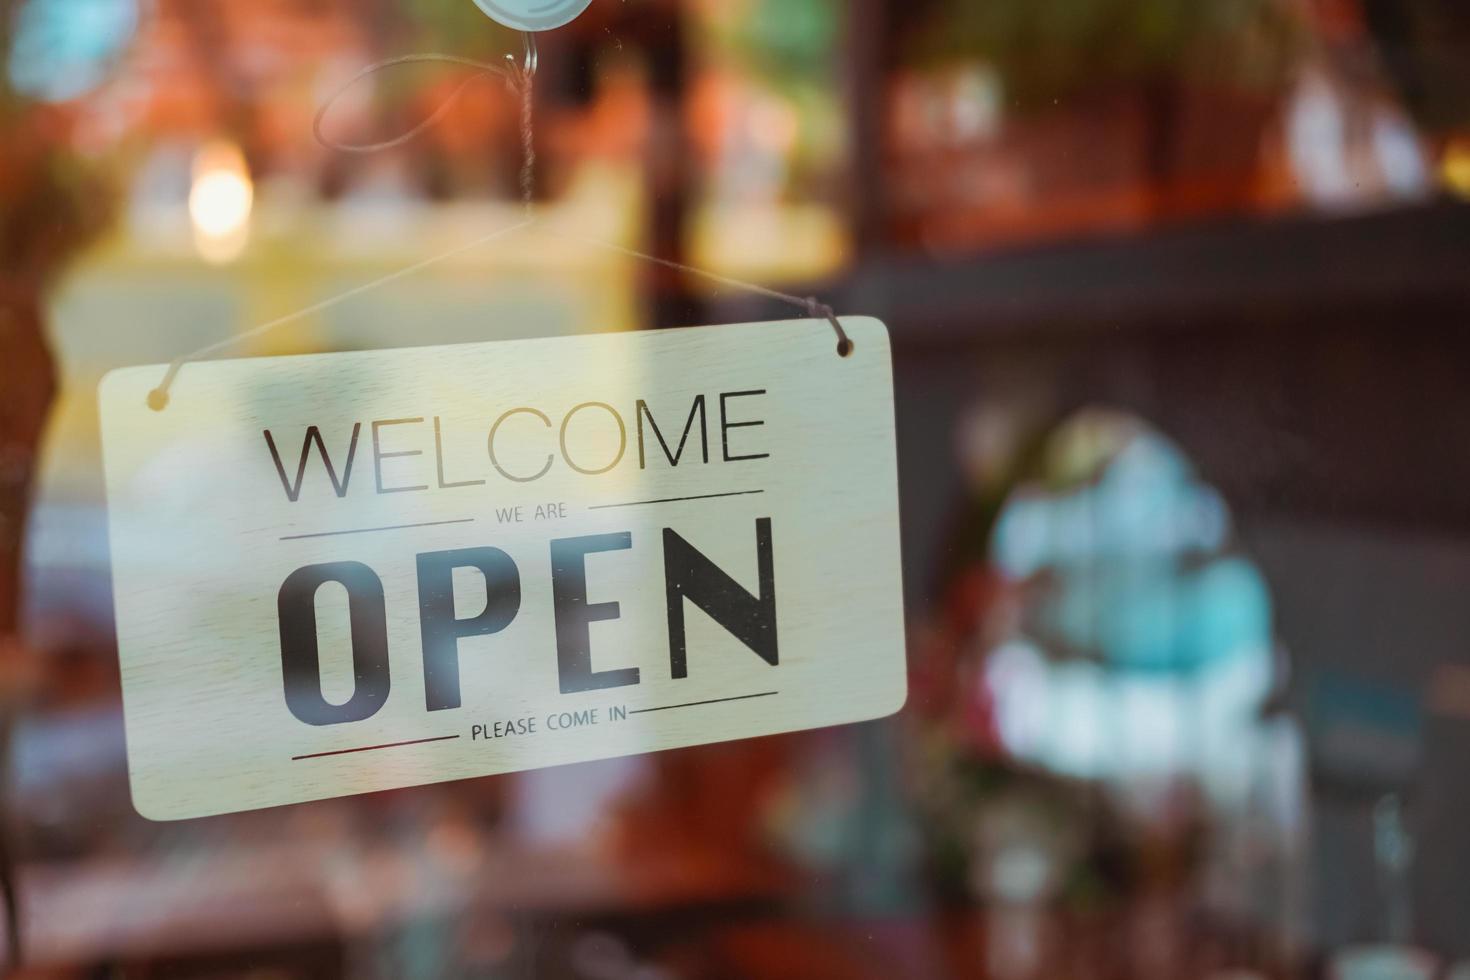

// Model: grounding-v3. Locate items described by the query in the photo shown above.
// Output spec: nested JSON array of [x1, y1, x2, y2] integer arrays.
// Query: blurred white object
[[511, 756, 649, 849], [1287, 67, 1431, 210]]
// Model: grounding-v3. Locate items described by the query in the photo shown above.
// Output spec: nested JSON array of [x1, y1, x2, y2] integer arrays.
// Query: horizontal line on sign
[[629, 691, 779, 715], [281, 518, 476, 541], [292, 734, 461, 760], [589, 490, 765, 511]]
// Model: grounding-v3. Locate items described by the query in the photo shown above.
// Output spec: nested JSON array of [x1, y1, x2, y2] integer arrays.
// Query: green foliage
[[701, 0, 840, 90], [743, 0, 839, 85]]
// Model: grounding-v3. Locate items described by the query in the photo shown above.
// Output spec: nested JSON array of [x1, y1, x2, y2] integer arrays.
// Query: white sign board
[[100, 318, 906, 820]]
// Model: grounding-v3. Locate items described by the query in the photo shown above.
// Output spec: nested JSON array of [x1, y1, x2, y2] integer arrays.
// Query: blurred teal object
[[1307, 672, 1423, 792], [994, 420, 1271, 674], [1040, 556, 1270, 673], [471, 0, 592, 32], [7, 0, 137, 102]]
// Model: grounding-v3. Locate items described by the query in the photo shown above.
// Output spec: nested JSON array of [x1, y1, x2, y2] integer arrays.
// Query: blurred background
[[1, 0, 1470, 976]]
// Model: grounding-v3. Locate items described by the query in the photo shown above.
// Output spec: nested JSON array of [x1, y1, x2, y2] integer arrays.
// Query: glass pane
[[3, 0, 1469, 976]]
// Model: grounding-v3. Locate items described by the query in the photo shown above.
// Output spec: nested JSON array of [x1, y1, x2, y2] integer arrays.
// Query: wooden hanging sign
[[100, 318, 906, 820]]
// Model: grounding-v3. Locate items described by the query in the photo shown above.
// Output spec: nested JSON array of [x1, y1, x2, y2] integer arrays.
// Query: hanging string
[[517, 35, 538, 215], [150, 31, 850, 411], [146, 217, 535, 410], [312, 33, 539, 156], [314, 54, 513, 154], [543, 227, 852, 355]]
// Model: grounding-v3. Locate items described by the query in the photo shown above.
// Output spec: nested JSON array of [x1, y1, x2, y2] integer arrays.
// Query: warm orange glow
[[1443, 138, 1470, 200], [188, 140, 253, 263]]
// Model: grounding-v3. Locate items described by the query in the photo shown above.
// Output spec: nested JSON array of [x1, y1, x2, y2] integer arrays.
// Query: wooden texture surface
[[99, 318, 905, 820]]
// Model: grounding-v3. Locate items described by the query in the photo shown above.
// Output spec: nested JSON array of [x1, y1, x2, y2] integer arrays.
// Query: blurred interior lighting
[[189, 141, 254, 264], [748, 96, 800, 154], [1442, 139, 1470, 200]]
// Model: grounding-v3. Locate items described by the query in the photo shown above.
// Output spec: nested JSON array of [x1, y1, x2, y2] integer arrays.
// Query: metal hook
[[506, 33, 538, 82]]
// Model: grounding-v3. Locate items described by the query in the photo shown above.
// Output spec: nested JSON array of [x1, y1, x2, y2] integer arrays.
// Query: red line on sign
[[292, 735, 461, 761]]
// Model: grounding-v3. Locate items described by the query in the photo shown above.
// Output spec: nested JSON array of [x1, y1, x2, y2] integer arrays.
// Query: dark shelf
[[840, 199, 1470, 342]]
